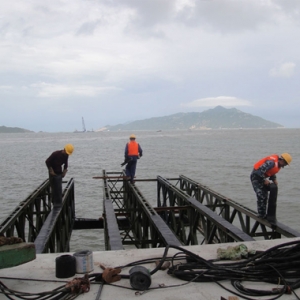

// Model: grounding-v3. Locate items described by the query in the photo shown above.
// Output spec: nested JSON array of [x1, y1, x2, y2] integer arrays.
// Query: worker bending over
[[250, 153, 291, 219]]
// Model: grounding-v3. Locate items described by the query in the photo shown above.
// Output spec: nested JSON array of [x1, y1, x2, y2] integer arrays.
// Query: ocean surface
[[1, 129, 300, 251]]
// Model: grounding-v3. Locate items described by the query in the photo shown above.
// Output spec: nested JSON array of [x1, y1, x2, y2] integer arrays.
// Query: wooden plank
[[0, 243, 36, 269]]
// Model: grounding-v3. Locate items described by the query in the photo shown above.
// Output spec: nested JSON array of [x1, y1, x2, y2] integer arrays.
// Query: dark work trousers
[[250, 174, 278, 218], [49, 174, 63, 206], [266, 183, 278, 222], [125, 160, 137, 183]]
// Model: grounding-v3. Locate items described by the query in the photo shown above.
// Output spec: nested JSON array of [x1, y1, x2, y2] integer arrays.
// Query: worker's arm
[[252, 160, 275, 185], [138, 144, 143, 157], [124, 143, 129, 158], [45, 155, 56, 176]]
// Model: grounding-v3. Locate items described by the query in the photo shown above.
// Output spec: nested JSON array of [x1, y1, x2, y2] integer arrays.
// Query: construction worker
[[45, 144, 74, 206], [124, 134, 143, 184], [250, 153, 292, 219]]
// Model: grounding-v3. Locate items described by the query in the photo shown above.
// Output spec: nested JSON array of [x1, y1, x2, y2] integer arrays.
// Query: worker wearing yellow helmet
[[122, 134, 143, 184], [250, 153, 292, 220], [45, 144, 74, 205]]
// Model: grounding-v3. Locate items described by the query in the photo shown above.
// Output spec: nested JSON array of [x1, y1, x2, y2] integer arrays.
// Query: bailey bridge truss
[[0, 171, 299, 253]]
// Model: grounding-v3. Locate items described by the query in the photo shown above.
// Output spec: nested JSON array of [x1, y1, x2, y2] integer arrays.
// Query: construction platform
[[1, 238, 300, 299]]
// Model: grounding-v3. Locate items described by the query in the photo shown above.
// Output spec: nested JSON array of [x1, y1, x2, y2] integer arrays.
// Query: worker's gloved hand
[[62, 169, 68, 178], [49, 168, 56, 176], [102, 267, 122, 283]]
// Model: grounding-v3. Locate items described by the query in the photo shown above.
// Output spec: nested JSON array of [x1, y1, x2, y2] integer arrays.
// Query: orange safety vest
[[127, 141, 139, 156], [253, 154, 280, 177]]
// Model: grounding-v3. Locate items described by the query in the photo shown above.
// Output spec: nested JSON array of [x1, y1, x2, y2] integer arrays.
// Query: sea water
[[1, 129, 300, 251]]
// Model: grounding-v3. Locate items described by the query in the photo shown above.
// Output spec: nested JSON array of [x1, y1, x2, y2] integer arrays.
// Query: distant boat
[[74, 117, 87, 133]]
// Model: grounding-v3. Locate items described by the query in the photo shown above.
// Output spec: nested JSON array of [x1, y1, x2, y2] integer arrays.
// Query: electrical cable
[[163, 241, 300, 299], [2, 240, 300, 299]]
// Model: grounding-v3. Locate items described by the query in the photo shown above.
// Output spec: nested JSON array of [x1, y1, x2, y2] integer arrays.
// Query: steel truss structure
[[0, 179, 75, 253], [1, 172, 299, 254], [101, 172, 300, 250]]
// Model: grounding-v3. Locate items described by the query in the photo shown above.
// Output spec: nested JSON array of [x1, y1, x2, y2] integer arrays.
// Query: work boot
[[258, 214, 267, 219]]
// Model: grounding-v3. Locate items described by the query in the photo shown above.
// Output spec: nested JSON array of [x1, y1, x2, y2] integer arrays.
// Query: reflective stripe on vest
[[253, 154, 280, 177], [128, 141, 139, 156]]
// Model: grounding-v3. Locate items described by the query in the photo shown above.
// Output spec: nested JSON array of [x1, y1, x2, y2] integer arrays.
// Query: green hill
[[105, 106, 283, 131], [0, 126, 33, 133]]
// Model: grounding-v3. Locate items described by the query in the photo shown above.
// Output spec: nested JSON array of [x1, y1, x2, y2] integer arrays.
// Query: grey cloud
[[76, 21, 101, 36], [102, 0, 299, 33], [178, 1, 277, 32], [1, 0, 300, 131], [102, 0, 176, 26], [273, 0, 300, 15]]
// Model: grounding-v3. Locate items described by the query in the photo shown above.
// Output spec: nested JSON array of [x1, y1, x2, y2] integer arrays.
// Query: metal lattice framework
[[101, 170, 181, 250], [0, 179, 52, 242], [157, 176, 254, 244], [0, 179, 75, 253], [178, 175, 300, 240], [2, 172, 299, 254], [34, 178, 75, 253], [101, 172, 300, 249]]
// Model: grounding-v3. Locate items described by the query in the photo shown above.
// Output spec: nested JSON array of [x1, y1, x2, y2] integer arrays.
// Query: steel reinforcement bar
[[179, 175, 300, 239]]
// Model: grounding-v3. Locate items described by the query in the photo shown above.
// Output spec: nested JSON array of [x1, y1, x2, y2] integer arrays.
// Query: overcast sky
[[1, 0, 299, 132]]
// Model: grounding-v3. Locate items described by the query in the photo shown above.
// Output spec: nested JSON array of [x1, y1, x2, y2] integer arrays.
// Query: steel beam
[[0, 180, 51, 243], [157, 176, 254, 244], [179, 175, 300, 240], [34, 179, 75, 253], [100, 170, 181, 249], [103, 199, 123, 250]]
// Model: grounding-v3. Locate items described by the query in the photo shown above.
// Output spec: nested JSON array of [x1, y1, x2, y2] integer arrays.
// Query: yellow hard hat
[[129, 134, 136, 139], [64, 144, 74, 155], [281, 153, 292, 165]]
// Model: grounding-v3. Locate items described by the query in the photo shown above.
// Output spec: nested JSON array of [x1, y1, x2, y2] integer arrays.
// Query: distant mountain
[[0, 126, 33, 133], [104, 106, 283, 131]]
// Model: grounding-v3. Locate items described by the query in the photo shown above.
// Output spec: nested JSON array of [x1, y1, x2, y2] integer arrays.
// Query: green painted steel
[[0, 243, 36, 269]]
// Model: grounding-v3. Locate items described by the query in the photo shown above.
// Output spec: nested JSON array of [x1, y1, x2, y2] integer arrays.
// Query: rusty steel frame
[[34, 178, 75, 253], [101, 170, 181, 250], [157, 176, 254, 244], [2, 171, 299, 254], [0, 179, 52, 242], [102, 170, 124, 250], [178, 175, 300, 240], [0, 178, 76, 254]]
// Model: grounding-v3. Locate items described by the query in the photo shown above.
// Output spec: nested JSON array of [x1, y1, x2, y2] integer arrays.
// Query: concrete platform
[[1, 238, 299, 300]]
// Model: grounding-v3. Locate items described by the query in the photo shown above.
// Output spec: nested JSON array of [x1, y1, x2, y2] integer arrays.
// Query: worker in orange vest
[[124, 134, 143, 184], [250, 153, 292, 219]]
